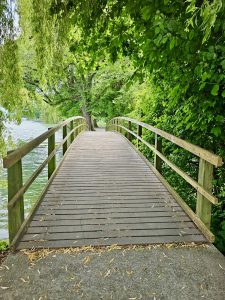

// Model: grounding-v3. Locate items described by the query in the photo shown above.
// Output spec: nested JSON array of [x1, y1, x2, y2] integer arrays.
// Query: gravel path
[[0, 244, 225, 300]]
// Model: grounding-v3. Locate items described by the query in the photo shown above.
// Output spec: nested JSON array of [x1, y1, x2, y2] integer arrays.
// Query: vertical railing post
[[78, 119, 81, 134], [154, 133, 162, 173], [48, 129, 56, 179], [128, 121, 131, 141], [137, 125, 142, 148], [122, 119, 125, 136], [70, 120, 74, 143], [74, 120, 78, 138], [63, 124, 68, 155], [196, 158, 213, 228], [8, 157, 24, 244]]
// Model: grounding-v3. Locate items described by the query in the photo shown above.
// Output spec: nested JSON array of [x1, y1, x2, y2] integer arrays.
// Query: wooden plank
[[33, 211, 187, 221], [27, 221, 195, 234], [29, 216, 192, 227], [42, 197, 175, 203], [39, 202, 179, 208], [17, 235, 207, 249], [36, 207, 183, 216], [21, 228, 201, 242]]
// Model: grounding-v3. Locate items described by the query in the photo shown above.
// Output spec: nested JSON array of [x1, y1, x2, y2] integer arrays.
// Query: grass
[[0, 240, 9, 265], [0, 240, 8, 251]]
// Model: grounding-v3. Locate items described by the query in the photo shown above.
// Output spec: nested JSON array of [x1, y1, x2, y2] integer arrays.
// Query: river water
[[0, 118, 63, 240]]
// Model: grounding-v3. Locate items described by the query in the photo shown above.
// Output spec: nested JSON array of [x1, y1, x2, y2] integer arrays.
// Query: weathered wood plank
[[27, 221, 195, 233], [29, 216, 192, 227], [17, 235, 206, 249], [21, 228, 201, 242]]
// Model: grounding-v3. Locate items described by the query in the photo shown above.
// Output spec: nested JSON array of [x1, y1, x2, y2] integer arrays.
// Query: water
[[0, 118, 63, 240]]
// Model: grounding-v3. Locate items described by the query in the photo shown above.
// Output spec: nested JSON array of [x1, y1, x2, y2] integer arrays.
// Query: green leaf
[[211, 127, 222, 137], [199, 82, 206, 90], [169, 38, 176, 50], [211, 84, 219, 96], [221, 60, 225, 69], [216, 115, 224, 123], [222, 90, 225, 98], [202, 72, 208, 81]]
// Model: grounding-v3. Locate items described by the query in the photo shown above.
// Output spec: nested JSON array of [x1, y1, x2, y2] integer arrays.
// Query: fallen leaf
[[83, 256, 91, 265], [20, 278, 29, 283], [104, 269, 111, 277]]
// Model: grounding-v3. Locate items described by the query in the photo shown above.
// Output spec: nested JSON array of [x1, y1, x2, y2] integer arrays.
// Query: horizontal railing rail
[[3, 116, 87, 245], [107, 116, 223, 242]]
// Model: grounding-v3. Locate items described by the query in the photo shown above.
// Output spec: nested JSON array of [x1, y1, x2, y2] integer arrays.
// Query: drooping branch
[[24, 78, 81, 106], [24, 79, 53, 104]]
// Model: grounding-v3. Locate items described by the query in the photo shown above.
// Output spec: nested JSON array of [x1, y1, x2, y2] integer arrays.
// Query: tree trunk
[[93, 119, 98, 128], [82, 106, 95, 131]]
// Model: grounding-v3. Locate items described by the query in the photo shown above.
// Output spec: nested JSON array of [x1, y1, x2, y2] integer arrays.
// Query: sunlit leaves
[[211, 84, 219, 96]]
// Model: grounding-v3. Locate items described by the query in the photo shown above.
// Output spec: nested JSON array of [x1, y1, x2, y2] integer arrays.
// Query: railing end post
[[196, 158, 213, 229], [8, 159, 24, 244]]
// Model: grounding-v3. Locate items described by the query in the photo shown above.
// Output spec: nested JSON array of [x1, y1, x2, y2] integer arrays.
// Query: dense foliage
[[0, 0, 225, 252]]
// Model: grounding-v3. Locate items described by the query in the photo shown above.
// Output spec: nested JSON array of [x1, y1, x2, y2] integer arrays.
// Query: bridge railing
[[107, 116, 223, 242], [3, 116, 87, 245]]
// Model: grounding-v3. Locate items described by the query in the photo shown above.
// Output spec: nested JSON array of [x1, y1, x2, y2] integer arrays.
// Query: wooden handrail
[[3, 116, 85, 168], [117, 124, 218, 204], [7, 123, 84, 208], [3, 116, 87, 244], [114, 117, 222, 167], [107, 117, 223, 242]]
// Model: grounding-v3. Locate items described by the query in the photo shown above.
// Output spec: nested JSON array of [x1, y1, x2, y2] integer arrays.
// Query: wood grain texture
[[17, 131, 207, 249]]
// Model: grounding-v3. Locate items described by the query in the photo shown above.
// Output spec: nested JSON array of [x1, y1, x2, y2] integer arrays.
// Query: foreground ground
[[0, 244, 225, 300]]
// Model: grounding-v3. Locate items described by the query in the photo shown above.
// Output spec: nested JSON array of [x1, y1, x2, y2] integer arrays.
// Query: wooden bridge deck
[[17, 131, 206, 249]]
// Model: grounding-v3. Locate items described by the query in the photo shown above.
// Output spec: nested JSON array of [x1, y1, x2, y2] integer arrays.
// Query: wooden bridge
[[3, 116, 222, 249]]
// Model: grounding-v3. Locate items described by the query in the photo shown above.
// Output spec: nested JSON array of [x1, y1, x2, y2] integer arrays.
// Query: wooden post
[[70, 121, 74, 143], [154, 134, 162, 173], [48, 129, 56, 179], [128, 121, 131, 141], [63, 125, 67, 155], [8, 157, 24, 244], [78, 119, 81, 134], [137, 125, 142, 148], [196, 158, 213, 228]]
